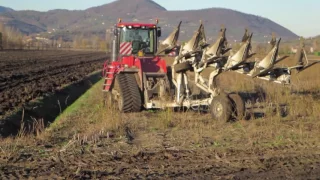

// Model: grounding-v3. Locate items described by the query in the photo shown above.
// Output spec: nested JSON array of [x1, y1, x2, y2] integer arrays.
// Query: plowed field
[[0, 50, 106, 116]]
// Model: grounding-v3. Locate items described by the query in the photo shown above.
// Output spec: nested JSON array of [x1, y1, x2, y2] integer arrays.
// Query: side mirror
[[113, 28, 118, 36], [157, 27, 161, 37]]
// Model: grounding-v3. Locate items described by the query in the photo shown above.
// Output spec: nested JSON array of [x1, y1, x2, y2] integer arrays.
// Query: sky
[[1, 0, 319, 37]]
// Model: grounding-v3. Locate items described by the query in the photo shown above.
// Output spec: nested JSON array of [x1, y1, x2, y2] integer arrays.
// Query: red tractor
[[102, 19, 319, 121]]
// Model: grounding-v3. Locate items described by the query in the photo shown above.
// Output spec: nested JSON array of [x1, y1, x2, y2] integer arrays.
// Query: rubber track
[[124, 74, 142, 112], [116, 73, 142, 112]]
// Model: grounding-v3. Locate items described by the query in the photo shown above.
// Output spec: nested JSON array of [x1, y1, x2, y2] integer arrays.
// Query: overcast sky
[[1, 0, 319, 37]]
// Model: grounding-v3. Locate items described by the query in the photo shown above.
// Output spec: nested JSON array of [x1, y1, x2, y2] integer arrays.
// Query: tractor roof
[[117, 22, 157, 28]]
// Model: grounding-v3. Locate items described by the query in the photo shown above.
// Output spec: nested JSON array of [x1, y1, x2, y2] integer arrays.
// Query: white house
[[290, 46, 298, 53], [310, 47, 314, 53]]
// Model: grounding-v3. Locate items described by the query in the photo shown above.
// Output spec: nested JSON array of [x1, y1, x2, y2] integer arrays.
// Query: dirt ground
[[0, 112, 320, 179], [0, 50, 106, 117], [1, 85, 320, 179], [0, 53, 320, 179]]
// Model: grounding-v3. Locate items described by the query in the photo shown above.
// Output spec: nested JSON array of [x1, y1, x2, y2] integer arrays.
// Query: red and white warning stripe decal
[[120, 42, 132, 55]]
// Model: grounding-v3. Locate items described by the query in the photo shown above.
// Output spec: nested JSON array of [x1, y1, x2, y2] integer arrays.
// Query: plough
[[102, 19, 320, 121]]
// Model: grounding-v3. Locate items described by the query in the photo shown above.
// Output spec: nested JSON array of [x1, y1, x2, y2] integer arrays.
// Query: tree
[[280, 44, 291, 54], [73, 34, 84, 49], [91, 35, 100, 50], [313, 39, 319, 51], [253, 43, 266, 55], [0, 32, 3, 50], [58, 36, 63, 48], [81, 38, 89, 49], [99, 40, 107, 51], [0, 23, 24, 49]]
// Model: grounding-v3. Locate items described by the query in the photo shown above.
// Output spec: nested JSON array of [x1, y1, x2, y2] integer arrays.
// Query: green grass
[[45, 79, 106, 136], [54, 81, 99, 121]]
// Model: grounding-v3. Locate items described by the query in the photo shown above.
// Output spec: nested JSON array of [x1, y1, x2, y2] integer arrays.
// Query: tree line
[[0, 23, 110, 51], [0, 23, 24, 49], [72, 34, 110, 51], [1, 22, 318, 54]]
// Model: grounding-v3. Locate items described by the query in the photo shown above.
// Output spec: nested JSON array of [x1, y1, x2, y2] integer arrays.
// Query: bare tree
[[0, 32, 3, 50], [313, 39, 319, 51], [0, 23, 24, 49]]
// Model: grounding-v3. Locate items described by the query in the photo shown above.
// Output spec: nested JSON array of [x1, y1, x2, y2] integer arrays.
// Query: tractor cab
[[112, 19, 161, 59]]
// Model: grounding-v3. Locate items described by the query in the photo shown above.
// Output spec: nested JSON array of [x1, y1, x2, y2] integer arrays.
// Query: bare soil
[[0, 50, 106, 116], [1, 112, 320, 179], [0, 53, 319, 179]]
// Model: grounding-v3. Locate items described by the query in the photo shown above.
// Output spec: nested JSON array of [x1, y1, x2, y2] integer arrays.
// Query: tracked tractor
[[102, 19, 320, 121]]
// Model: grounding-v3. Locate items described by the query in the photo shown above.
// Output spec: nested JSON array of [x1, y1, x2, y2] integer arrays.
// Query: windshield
[[119, 27, 156, 55]]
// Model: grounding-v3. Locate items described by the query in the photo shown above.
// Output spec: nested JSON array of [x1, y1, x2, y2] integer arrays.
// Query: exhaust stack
[[111, 39, 117, 62]]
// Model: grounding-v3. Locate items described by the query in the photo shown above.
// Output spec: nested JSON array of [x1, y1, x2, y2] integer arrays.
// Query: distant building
[[310, 47, 314, 53], [290, 46, 298, 53]]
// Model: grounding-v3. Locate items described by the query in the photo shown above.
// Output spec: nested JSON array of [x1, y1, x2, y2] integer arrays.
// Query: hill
[[282, 34, 320, 48], [0, 6, 14, 13], [0, 0, 298, 42]]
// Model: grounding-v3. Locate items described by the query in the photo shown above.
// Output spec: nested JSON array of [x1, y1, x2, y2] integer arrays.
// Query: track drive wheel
[[111, 73, 142, 112], [210, 94, 232, 122], [228, 93, 245, 120]]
